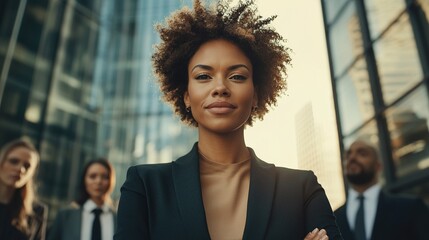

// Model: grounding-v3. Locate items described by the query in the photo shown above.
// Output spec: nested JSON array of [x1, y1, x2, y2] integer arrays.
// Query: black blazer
[[114, 143, 342, 240], [47, 204, 117, 240], [29, 202, 48, 240], [334, 191, 429, 240], [0, 201, 47, 240]]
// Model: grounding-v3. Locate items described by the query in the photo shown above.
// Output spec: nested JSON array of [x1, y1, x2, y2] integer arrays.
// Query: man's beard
[[346, 168, 376, 185]]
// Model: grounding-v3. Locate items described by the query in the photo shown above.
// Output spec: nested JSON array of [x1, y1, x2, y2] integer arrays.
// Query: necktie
[[354, 195, 366, 240], [92, 208, 102, 240]]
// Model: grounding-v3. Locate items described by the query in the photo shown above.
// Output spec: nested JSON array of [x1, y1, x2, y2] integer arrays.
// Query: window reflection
[[373, 13, 423, 105], [25, 100, 43, 123], [404, 180, 429, 204], [386, 85, 429, 178], [343, 120, 379, 149], [75, 0, 103, 16], [323, 0, 350, 24], [364, 0, 405, 40], [0, 0, 199, 222], [329, 2, 364, 77], [337, 57, 374, 135]]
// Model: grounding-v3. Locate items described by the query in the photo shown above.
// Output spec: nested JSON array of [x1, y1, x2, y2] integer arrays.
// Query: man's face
[[344, 141, 381, 185]]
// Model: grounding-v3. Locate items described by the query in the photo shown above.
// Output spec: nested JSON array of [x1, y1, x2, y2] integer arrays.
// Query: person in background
[[48, 158, 116, 240], [0, 137, 48, 240], [335, 139, 429, 240], [114, 0, 342, 239]]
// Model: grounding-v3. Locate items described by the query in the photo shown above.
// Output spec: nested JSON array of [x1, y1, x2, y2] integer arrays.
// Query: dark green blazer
[[47, 204, 116, 240], [115, 143, 342, 240], [334, 191, 429, 240]]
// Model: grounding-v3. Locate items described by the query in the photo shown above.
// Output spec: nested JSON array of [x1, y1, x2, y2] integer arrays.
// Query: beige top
[[199, 153, 251, 240]]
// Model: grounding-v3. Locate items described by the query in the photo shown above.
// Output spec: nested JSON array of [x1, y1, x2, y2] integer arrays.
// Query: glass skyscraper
[[321, 0, 429, 201], [0, 0, 199, 221]]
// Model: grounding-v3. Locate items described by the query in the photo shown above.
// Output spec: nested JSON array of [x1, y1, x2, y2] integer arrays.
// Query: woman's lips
[[205, 101, 237, 114], [10, 175, 21, 181]]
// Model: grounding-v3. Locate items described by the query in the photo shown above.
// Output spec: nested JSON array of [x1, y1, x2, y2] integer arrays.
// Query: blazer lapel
[[335, 206, 355, 240], [370, 191, 387, 240], [172, 143, 211, 239], [243, 154, 276, 240], [69, 210, 82, 240]]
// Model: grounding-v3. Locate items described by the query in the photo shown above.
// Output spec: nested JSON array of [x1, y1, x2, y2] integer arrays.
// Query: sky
[[245, 0, 337, 168]]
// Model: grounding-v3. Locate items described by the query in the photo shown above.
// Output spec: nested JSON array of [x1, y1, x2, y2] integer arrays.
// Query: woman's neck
[[0, 184, 15, 204], [198, 128, 250, 164], [91, 196, 106, 207]]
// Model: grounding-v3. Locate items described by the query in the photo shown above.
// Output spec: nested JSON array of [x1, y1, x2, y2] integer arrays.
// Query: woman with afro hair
[[115, 1, 342, 239]]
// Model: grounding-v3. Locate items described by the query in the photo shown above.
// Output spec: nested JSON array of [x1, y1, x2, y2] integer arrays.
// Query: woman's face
[[185, 39, 257, 134], [0, 147, 38, 189], [85, 163, 111, 203]]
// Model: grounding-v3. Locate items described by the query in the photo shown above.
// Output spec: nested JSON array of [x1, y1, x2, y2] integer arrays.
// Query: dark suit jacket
[[114, 143, 342, 240], [30, 202, 48, 240], [0, 201, 47, 240], [47, 204, 117, 240], [334, 191, 429, 240]]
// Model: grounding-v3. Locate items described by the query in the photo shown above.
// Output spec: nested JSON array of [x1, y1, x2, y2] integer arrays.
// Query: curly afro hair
[[152, 0, 291, 127]]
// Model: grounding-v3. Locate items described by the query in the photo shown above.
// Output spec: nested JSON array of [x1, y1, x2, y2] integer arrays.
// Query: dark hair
[[0, 137, 39, 234], [75, 158, 116, 206], [152, 0, 291, 126]]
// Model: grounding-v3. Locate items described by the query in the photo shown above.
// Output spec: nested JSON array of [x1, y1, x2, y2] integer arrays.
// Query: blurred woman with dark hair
[[0, 137, 47, 240], [48, 158, 116, 240]]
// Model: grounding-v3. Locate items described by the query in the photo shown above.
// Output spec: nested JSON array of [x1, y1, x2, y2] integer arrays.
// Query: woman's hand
[[304, 228, 328, 240]]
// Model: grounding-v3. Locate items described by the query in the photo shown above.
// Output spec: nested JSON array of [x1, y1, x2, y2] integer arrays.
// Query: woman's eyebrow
[[191, 64, 250, 72], [191, 64, 213, 72], [228, 64, 250, 71]]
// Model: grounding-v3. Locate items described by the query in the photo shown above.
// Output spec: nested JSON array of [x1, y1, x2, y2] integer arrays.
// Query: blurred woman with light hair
[[0, 137, 47, 240]]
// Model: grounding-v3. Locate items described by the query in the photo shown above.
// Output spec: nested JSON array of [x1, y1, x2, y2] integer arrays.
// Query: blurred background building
[[295, 102, 345, 209], [0, 0, 198, 222], [321, 0, 429, 202]]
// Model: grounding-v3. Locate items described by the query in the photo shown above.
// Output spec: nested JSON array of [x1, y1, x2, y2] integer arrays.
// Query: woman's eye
[[230, 75, 246, 80], [23, 163, 31, 170], [195, 74, 211, 80], [88, 174, 97, 179], [8, 158, 20, 165]]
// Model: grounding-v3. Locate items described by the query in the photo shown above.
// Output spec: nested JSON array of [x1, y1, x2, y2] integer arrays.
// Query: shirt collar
[[348, 183, 381, 201], [83, 199, 112, 213]]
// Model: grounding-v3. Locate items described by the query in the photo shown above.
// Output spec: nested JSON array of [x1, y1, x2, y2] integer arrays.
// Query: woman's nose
[[95, 176, 104, 184], [211, 79, 230, 97], [20, 165, 27, 174]]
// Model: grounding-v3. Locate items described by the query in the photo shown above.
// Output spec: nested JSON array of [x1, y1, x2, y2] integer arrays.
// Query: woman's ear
[[184, 91, 190, 107], [252, 90, 258, 108]]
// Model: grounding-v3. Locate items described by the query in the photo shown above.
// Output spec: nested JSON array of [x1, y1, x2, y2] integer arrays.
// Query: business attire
[[48, 200, 116, 240], [114, 142, 342, 240], [0, 201, 47, 240], [335, 185, 429, 240]]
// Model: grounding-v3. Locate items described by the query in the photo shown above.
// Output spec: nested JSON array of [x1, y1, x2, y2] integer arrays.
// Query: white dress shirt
[[81, 200, 115, 240], [346, 184, 381, 240]]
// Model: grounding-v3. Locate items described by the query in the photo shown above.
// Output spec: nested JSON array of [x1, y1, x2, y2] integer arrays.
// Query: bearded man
[[334, 140, 429, 240]]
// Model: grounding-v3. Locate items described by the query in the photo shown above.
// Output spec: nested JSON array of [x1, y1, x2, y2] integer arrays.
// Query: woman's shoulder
[[252, 157, 317, 185], [130, 162, 173, 171], [56, 203, 81, 215], [126, 162, 174, 179], [31, 201, 48, 221], [254, 157, 314, 177], [274, 166, 314, 175], [33, 201, 48, 213]]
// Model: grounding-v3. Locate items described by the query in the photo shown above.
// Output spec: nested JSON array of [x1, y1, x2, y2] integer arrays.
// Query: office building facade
[[321, 0, 429, 201], [0, 0, 198, 220], [295, 102, 345, 209]]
